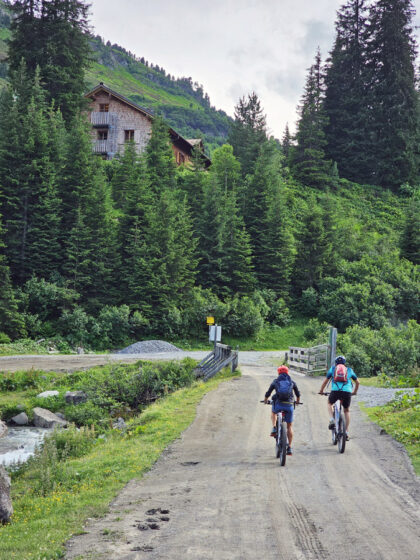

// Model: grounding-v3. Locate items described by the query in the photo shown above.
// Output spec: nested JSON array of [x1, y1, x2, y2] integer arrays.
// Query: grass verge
[[0, 368, 239, 560], [361, 390, 420, 475]]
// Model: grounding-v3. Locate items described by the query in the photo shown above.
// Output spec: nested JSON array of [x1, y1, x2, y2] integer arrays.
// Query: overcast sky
[[88, 0, 419, 139]]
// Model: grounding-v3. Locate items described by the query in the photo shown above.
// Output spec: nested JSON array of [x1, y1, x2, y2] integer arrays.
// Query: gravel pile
[[357, 385, 415, 408], [117, 340, 181, 354]]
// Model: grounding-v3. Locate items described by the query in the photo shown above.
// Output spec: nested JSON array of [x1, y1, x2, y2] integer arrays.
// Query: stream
[[0, 426, 48, 467]]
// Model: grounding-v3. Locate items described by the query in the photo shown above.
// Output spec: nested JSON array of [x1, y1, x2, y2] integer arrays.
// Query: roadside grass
[[359, 373, 419, 388], [0, 369, 239, 560], [362, 390, 420, 475], [175, 320, 307, 352]]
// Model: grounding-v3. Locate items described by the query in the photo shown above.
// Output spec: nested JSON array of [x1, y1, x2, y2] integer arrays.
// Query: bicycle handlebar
[[260, 400, 303, 405]]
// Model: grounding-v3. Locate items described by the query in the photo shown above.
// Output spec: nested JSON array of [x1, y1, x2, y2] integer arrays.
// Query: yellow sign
[[206, 316, 215, 325]]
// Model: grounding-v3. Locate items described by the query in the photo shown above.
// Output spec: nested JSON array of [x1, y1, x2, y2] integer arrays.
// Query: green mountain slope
[[0, 2, 9, 88], [0, 3, 231, 153]]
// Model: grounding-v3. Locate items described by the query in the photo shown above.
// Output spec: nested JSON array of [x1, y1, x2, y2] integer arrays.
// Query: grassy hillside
[[0, 3, 231, 154], [0, 2, 9, 88]]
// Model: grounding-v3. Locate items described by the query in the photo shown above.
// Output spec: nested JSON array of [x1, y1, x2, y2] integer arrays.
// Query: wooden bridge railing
[[287, 344, 329, 376]]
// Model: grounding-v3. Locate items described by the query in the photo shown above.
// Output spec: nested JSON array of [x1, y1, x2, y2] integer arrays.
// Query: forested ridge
[[0, 0, 418, 381]]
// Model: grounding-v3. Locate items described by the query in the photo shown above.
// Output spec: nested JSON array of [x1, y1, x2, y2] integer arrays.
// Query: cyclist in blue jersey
[[264, 365, 300, 455], [319, 356, 359, 440]]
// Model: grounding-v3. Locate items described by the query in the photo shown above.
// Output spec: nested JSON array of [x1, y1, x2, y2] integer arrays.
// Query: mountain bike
[[261, 400, 302, 466], [320, 392, 346, 453]]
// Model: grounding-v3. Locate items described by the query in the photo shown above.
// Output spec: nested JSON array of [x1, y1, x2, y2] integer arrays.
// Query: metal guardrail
[[194, 343, 238, 381], [287, 344, 328, 376]]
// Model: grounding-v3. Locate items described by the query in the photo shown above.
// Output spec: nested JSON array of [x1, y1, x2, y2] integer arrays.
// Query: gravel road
[[0, 350, 286, 372], [65, 366, 419, 560]]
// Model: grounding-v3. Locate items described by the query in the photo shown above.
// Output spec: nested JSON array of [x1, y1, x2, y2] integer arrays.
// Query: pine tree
[[0, 216, 26, 338], [368, 0, 419, 189], [324, 0, 373, 183], [400, 198, 420, 264], [259, 172, 296, 301], [240, 140, 284, 279], [146, 116, 177, 193], [0, 69, 63, 283], [141, 188, 198, 317], [8, 0, 91, 124], [227, 92, 267, 177], [281, 123, 292, 160], [292, 203, 331, 296], [197, 145, 255, 296], [290, 49, 331, 188], [117, 152, 153, 308]]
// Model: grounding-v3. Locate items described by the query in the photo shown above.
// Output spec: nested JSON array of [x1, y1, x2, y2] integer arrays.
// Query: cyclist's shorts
[[272, 401, 294, 423], [328, 391, 351, 409]]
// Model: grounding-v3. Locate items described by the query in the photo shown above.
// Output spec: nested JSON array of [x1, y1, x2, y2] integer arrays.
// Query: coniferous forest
[[0, 0, 419, 379]]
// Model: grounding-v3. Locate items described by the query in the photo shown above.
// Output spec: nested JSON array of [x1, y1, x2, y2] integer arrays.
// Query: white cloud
[[88, 0, 419, 138]]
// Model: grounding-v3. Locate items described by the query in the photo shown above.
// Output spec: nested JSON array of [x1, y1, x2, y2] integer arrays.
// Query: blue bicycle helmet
[[335, 355, 346, 365]]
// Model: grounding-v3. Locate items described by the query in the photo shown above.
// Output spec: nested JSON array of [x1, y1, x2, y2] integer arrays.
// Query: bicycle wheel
[[275, 419, 280, 458], [337, 412, 346, 454], [332, 426, 338, 445], [279, 423, 287, 466]]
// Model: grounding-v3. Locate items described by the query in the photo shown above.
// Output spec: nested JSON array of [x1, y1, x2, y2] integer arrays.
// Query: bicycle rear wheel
[[275, 419, 280, 458], [279, 423, 287, 466], [337, 412, 346, 453]]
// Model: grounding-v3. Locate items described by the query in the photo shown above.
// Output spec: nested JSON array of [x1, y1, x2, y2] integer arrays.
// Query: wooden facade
[[85, 83, 211, 167]]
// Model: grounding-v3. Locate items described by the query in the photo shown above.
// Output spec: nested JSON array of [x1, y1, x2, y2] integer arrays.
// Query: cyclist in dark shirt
[[264, 366, 300, 455]]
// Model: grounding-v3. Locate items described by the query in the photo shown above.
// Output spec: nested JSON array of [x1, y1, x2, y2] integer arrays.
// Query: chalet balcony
[[93, 139, 112, 154], [90, 111, 117, 127]]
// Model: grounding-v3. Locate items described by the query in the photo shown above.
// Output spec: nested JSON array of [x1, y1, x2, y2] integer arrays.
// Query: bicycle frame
[[322, 392, 346, 453]]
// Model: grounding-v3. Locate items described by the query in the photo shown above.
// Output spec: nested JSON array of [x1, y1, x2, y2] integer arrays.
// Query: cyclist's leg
[[271, 410, 277, 428], [286, 422, 293, 446], [341, 393, 352, 432]]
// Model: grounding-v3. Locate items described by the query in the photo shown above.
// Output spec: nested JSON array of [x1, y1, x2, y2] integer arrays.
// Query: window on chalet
[[97, 130, 108, 140], [125, 129, 135, 142], [178, 152, 185, 164], [99, 103, 109, 112]]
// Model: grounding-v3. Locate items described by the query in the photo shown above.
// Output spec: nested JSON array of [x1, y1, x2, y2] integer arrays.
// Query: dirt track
[[65, 366, 419, 560]]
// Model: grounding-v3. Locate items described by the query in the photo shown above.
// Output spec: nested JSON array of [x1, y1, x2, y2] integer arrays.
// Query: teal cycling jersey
[[326, 366, 357, 392]]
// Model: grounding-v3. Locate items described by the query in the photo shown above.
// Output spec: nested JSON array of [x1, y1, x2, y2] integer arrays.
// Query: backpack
[[334, 364, 348, 385], [274, 375, 293, 402]]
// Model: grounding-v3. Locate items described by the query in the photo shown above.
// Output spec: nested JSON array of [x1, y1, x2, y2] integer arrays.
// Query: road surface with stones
[[64, 365, 419, 560]]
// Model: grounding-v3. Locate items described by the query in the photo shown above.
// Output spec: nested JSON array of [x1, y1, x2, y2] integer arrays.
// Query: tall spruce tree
[[0, 215, 26, 338], [292, 203, 331, 297], [400, 198, 420, 264], [8, 0, 91, 124], [290, 49, 332, 188], [0, 68, 63, 283], [259, 174, 296, 301], [227, 92, 267, 177], [368, 0, 419, 189], [197, 145, 255, 296], [324, 0, 372, 183], [136, 116, 198, 318]]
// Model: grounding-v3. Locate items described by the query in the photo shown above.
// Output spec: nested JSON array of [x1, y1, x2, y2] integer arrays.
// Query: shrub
[[224, 295, 264, 337], [0, 332, 11, 344], [64, 402, 108, 429], [298, 287, 318, 317], [57, 307, 100, 348], [180, 287, 229, 338], [339, 321, 420, 378], [303, 318, 329, 345]]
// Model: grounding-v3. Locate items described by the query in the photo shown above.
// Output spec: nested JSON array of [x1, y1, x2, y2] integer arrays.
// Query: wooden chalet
[[85, 83, 211, 167]]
